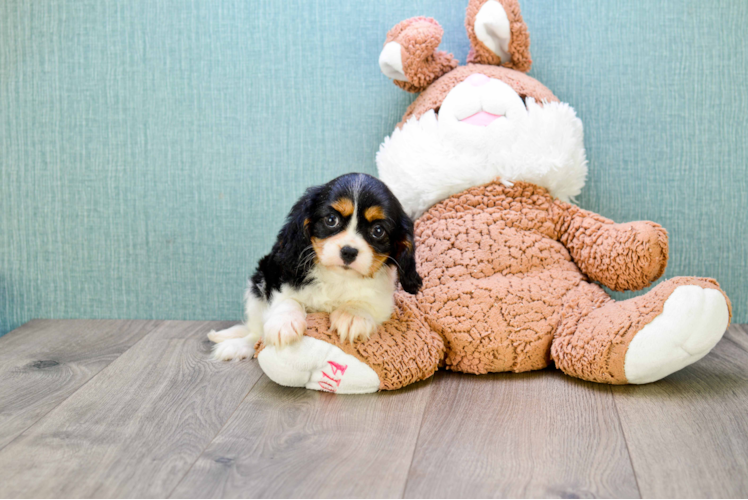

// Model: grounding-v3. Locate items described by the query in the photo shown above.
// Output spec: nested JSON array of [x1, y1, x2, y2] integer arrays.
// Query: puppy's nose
[[340, 246, 359, 265]]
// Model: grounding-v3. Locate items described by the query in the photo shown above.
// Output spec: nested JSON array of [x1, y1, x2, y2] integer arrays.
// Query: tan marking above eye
[[331, 198, 354, 217], [364, 206, 385, 222]]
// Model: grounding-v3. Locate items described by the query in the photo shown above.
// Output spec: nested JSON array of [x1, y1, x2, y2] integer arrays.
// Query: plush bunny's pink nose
[[465, 73, 490, 86]]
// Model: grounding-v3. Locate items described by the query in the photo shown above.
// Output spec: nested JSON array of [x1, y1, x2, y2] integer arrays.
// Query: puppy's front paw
[[330, 309, 378, 344], [211, 338, 255, 361], [264, 310, 306, 348], [208, 324, 249, 343]]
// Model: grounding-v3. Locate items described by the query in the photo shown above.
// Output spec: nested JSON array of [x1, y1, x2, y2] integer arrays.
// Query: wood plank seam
[[166, 373, 267, 498], [609, 385, 644, 499], [402, 369, 641, 497], [0, 320, 163, 454], [399, 374, 437, 499], [0, 320, 266, 498], [610, 326, 748, 498], [170, 371, 437, 497]]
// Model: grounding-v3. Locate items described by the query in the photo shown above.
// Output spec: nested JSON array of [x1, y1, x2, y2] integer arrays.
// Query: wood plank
[[403, 370, 640, 499], [0, 320, 263, 498], [612, 325, 748, 498], [0, 319, 157, 450], [170, 375, 434, 498]]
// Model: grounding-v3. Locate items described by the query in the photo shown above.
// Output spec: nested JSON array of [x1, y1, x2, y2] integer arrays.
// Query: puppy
[[209, 173, 421, 361]]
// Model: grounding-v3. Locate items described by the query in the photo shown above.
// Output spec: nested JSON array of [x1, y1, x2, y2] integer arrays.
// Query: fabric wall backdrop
[[1, 0, 746, 336]]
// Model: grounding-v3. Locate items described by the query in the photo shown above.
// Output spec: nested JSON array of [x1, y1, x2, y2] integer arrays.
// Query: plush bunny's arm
[[553, 201, 669, 292]]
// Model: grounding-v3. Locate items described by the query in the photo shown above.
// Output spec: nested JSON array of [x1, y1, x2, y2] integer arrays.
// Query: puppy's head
[[295, 173, 421, 294]]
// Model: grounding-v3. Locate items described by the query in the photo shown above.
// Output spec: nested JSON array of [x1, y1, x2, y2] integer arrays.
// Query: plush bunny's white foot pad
[[258, 336, 380, 394], [624, 285, 730, 384]]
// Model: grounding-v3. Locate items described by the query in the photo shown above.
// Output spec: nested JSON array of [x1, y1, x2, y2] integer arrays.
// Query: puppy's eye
[[324, 214, 340, 228], [370, 224, 385, 240]]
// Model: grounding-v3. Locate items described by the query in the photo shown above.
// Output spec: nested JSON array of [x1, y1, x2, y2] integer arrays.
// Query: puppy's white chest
[[286, 265, 396, 322]]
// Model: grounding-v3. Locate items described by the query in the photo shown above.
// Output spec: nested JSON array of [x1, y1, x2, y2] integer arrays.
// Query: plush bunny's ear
[[465, 0, 531, 72], [379, 17, 459, 93]]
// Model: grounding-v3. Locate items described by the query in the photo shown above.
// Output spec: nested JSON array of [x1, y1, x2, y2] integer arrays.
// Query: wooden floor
[[0, 321, 746, 498]]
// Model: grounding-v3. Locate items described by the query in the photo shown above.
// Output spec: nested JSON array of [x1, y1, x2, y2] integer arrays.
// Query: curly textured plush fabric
[[384, 17, 459, 93], [554, 205, 669, 292], [257, 293, 445, 391], [552, 276, 731, 384], [295, 179, 730, 390], [397, 65, 558, 127], [259, 0, 731, 391], [384, 0, 532, 95], [465, 0, 532, 71]]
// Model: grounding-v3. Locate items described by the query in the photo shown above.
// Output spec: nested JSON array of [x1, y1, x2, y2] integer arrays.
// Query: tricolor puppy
[[209, 173, 421, 361]]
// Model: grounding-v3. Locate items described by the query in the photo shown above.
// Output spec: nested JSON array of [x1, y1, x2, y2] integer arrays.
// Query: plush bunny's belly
[[419, 269, 583, 373], [415, 179, 587, 373]]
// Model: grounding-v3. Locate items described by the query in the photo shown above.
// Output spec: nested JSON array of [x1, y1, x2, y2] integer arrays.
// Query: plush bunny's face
[[376, 0, 588, 219], [376, 73, 587, 220], [437, 74, 527, 144]]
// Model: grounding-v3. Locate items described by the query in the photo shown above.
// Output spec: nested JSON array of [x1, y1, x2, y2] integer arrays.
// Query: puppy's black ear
[[275, 184, 323, 266], [395, 217, 422, 295], [281, 185, 322, 241]]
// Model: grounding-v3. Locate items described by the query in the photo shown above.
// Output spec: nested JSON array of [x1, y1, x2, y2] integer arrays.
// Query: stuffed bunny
[[252, 0, 731, 393]]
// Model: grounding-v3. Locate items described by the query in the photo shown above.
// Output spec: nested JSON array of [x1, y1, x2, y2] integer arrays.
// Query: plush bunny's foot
[[624, 285, 730, 384], [553, 277, 731, 384], [257, 336, 380, 394]]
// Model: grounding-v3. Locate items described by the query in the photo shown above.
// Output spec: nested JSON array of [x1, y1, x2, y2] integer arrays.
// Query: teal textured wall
[[1, 0, 746, 336]]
